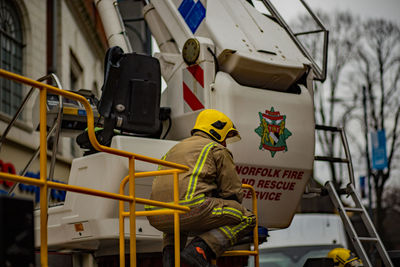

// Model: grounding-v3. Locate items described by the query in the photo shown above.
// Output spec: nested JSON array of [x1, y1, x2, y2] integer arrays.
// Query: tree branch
[[387, 106, 400, 177]]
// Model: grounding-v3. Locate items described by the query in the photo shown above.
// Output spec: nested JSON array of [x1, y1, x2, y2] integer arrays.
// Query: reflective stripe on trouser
[[147, 197, 256, 257]]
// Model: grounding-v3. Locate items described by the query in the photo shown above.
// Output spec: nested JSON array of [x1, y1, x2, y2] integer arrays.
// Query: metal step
[[359, 237, 378, 242], [344, 207, 364, 213], [315, 124, 342, 132], [314, 156, 349, 163]]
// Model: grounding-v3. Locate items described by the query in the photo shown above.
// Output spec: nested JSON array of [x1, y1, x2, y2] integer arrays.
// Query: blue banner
[[370, 130, 388, 170], [359, 176, 366, 198]]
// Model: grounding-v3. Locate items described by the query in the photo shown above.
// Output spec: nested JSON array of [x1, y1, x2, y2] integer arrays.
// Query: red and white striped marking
[[183, 64, 205, 112]]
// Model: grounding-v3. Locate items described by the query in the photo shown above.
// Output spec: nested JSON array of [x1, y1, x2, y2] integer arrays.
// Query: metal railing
[[211, 184, 259, 267], [1, 73, 64, 199], [0, 69, 190, 267], [119, 170, 189, 267], [261, 0, 329, 82]]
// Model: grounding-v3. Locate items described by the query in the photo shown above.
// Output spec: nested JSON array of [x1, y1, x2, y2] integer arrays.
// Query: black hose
[[162, 117, 172, 139], [207, 47, 219, 75]]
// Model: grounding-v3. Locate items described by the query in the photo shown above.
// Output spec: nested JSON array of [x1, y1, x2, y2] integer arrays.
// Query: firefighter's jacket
[[149, 132, 243, 207]]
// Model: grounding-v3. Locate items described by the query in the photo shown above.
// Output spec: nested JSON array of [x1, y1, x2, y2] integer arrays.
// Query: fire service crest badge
[[254, 107, 292, 157]]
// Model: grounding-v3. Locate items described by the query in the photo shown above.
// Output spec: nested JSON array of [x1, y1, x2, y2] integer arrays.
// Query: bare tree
[[295, 12, 400, 235], [293, 11, 362, 187], [352, 19, 400, 233], [382, 187, 400, 249]]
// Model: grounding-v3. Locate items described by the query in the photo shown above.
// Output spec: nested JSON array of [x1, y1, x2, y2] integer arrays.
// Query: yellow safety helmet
[[327, 248, 362, 267], [191, 109, 241, 143]]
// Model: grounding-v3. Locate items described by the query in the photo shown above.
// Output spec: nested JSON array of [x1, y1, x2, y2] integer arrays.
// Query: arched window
[[0, 0, 23, 117]]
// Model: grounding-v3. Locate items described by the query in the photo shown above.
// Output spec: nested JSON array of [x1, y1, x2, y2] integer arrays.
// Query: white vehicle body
[[261, 214, 348, 248], [35, 0, 322, 257], [250, 213, 348, 267]]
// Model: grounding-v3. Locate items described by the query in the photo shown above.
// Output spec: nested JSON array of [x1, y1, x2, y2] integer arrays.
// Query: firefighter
[[327, 248, 363, 267], [146, 109, 256, 267]]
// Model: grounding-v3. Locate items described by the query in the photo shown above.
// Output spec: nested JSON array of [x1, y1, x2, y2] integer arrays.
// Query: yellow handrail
[[119, 168, 185, 267], [0, 69, 190, 267], [213, 184, 259, 267]]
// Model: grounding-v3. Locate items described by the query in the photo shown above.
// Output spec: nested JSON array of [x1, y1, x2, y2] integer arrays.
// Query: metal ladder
[[314, 124, 393, 267]]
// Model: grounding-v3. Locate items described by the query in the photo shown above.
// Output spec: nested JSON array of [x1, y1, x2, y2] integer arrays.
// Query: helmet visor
[[225, 129, 241, 144]]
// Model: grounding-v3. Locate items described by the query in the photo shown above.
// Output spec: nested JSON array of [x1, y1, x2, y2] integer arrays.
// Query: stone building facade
[[0, 0, 107, 201]]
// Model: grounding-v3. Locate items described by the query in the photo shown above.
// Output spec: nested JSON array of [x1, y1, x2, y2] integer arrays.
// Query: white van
[[249, 213, 348, 267]]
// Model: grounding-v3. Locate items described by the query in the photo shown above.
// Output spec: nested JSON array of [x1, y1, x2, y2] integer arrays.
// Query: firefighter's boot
[[181, 238, 216, 267], [162, 245, 174, 267]]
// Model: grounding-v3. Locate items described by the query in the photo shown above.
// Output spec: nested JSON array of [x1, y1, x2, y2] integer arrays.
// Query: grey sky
[[307, 0, 400, 23], [255, 0, 400, 24], [253, 1, 400, 187]]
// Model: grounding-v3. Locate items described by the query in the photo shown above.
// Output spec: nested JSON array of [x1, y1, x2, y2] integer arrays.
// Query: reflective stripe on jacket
[[148, 132, 243, 207]]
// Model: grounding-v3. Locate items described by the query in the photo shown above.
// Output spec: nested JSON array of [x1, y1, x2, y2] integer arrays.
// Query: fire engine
[[0, 0, 394, 266]]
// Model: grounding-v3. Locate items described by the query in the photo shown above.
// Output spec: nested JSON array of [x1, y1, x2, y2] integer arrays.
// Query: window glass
[[0, 0, 23, 117]]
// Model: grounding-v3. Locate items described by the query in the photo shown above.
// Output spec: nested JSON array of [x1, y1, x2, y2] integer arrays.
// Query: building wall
[[24, 0, 47, 79], [59, 0, 104, 93], [0, 0, 107, 200], [0, 141, 70, 203]]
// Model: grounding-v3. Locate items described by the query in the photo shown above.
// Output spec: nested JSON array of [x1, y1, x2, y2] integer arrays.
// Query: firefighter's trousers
[[148, 197, 256, 256]]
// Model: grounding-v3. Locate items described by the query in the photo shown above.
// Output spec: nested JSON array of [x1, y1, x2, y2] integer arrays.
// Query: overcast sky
[[253, 0, 400, 188], [255, 0, 400, 24], [306, 0, 400, 23]]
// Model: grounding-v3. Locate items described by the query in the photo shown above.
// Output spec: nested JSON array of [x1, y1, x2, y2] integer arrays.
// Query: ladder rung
[[314, 156, 349, 163], [294, 29, 325, 36], [358, 237, 378, 242], [344, 207, 364, 212], [315, 124, 342, 132]]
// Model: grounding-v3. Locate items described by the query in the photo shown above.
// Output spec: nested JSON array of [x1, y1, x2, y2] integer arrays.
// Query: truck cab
[[250, 213, 348, 267]]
